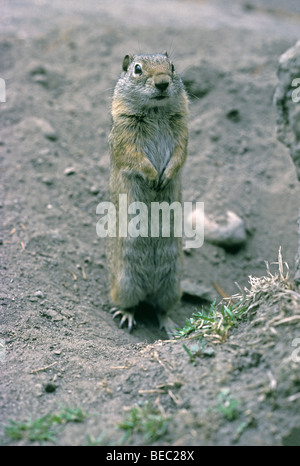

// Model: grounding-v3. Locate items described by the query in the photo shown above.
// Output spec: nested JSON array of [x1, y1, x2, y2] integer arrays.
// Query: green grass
[[182, 340, 215, 365], [86, 433, 108, 446], [118, 401, 171, 444], [4, 407, 86, 444], [175, 299, 247, 343], [216, 389, 240, 421]]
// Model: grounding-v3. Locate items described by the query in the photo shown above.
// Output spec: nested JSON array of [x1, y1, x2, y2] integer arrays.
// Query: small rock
[[275, 40, 300, 285], [181, 279, 215, 303], [90, 185, 99, 195], [37, 119, 58, 141], [274, 39, 300, 158], [31, 118, 58, 141], [34, 290, 45, 299], [183, 247, 192, 256], [40, 309, 63, 321], [42, 176, 54, 186], [64, 166, 76, 176], [202, 347, 215, 357], [34, 383, 44, 397], [189, 209, 247, 250]]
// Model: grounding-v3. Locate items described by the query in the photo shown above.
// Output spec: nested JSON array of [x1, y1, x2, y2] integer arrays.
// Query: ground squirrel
[[107, 52, 189, 336]]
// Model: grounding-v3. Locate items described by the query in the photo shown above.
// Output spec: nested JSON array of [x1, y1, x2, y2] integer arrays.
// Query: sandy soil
[[1, 0, 300, 446]]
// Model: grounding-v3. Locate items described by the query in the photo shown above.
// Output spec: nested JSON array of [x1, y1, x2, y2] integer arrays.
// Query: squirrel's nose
[[154, 77, 170, 92], [155, 81, 169, 92]]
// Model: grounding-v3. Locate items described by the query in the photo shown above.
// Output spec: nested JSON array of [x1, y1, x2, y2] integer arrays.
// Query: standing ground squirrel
[[107, 52, 189, 336]]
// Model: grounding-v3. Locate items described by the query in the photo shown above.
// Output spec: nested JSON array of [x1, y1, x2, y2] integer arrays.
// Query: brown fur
[[107, 53, 189, 335]]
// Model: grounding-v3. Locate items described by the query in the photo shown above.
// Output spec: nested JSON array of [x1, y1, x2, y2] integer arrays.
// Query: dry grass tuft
[[232, 247, 300, 315], [176, 247, 300, 343]]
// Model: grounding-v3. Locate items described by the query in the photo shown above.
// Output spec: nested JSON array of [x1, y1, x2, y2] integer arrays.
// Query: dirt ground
[[1, 0, 300, 446]]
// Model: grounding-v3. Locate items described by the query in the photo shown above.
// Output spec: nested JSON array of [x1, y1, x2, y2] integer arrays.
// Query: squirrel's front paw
[[109, 307, 136, 332], [154, 174, 171, 191], [142, 163, 158, 182]]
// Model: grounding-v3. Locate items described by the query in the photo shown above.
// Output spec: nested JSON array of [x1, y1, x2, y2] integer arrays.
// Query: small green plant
[[182, 342, 201, 365], [4, 407, 86, 444], [175, 299, 247, 343], [216, 389, 240, 421], [182, 339, 215, 365], [86, 433, 108, 446], [119, 401, 171, 444]]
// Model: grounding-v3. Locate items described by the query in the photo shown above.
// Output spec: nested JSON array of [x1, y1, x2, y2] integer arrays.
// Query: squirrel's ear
[[162, 51, 169, 58], [122, 54, 134, 72]]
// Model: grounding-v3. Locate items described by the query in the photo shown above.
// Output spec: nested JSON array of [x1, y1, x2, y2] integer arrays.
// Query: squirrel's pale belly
[[142, 118, 175, 176]]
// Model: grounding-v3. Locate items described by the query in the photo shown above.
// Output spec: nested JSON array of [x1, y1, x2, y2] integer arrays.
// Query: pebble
[[89, 185, 99, 195], [42, 176, 54, 186], [40, 309, 63, 321], [188, 209, 247, 249], [181, 279, 215, 303], [275, 39, 300, 162], [275, 40, 300, 285], [64, 166, 76, 176], [36, 119, 58, 141]]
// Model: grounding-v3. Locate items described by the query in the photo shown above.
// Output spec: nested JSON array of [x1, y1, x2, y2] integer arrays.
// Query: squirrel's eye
[[134, 64, 142, 75], [171, 63, 175, 73]]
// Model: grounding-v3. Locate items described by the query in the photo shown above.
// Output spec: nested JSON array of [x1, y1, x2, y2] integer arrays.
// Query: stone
[[64, 166, 76, 176], [275, 40, 300, 284], [181, 279, 215, 303], [89, 185, 99, 195], [40, 309, 63, 321], [274, 39, 300, 181], [188, 209, 247, 250]]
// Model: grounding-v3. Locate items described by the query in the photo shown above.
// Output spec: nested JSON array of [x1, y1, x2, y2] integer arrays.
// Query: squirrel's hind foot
[[109, 307, 136, 332], [157, 314, 178, 339]]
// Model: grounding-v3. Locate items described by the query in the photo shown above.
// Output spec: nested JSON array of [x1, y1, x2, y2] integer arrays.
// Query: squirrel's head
[[113, 52, 187, 114]]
